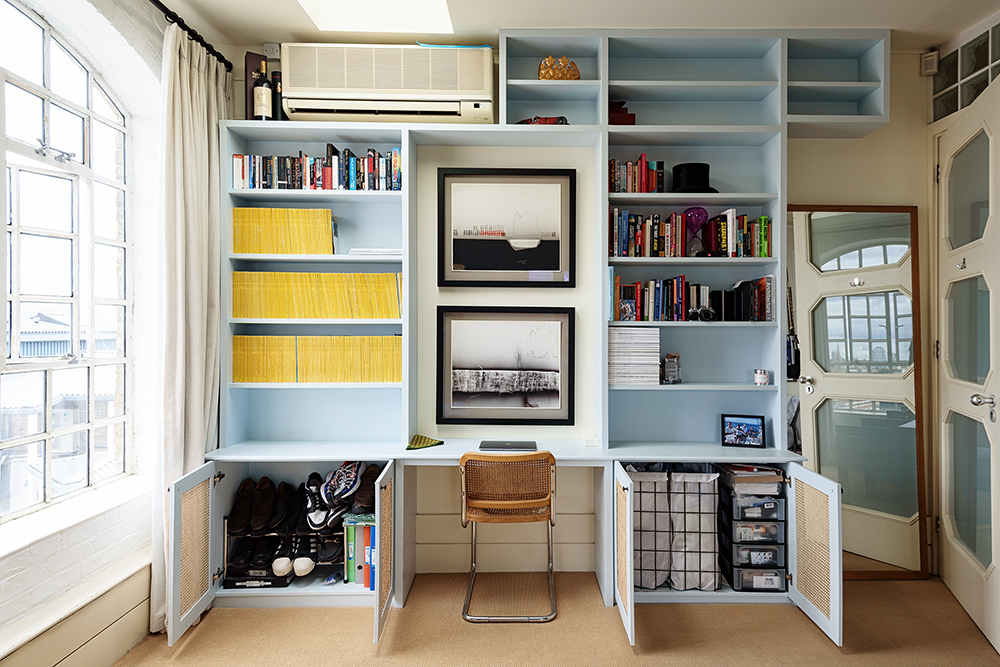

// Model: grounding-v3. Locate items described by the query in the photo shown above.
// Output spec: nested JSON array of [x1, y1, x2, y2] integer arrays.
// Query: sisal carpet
[[115, 573, 1000, 666]]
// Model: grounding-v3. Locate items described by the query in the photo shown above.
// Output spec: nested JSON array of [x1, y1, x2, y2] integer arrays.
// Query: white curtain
[[150, 23, 233, 634]]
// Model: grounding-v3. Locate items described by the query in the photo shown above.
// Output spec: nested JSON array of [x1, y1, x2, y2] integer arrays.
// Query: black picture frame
[[438, 168, 576, 287], [721, 414, 766, 448], [437, 306, 575, 425]]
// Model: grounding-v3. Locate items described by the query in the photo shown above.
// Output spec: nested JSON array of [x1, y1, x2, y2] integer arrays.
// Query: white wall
[[412, 145, 598, 571]]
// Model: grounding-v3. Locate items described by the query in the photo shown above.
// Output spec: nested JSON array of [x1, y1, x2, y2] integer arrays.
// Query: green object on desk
[[407, 434, 444, 450]]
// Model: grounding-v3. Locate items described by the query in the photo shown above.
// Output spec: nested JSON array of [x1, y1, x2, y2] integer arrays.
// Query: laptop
[[478, 440, 537, 451]]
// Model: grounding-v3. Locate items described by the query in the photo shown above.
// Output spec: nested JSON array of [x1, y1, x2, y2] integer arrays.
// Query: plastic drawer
[[720, 491, 785, 520], [719, 513, 785, 543], [721, 554, 787, 591], [721, 531, 785, 567]]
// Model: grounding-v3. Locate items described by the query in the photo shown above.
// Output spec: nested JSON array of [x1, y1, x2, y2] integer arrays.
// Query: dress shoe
[[250, 476, 276, 533], [228, 477, 255, 535]]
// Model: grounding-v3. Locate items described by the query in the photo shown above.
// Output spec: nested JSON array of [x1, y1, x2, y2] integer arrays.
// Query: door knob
[[970, 394, 996, 407], [798, 376, 813, 385]]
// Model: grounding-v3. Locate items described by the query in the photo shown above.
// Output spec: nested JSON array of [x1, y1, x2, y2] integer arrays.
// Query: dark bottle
[[271, 70, 287, 121], [252, 59, 272, 121]]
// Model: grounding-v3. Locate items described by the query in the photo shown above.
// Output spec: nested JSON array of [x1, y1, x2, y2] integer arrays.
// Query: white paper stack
[[608, 327, 660, 386]]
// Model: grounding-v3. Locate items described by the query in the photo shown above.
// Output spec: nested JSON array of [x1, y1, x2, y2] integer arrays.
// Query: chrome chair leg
[[462, 521, 557, 623]]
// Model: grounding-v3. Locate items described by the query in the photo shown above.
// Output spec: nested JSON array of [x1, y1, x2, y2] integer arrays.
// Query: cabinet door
[[787, 462, 843, 646], [613, 461, 635, 646], [374, 459, 395, 644], [167, 461, 218, 646]]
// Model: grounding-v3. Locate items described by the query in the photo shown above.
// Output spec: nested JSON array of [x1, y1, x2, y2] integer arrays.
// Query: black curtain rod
[[147, 0, 234, 72]]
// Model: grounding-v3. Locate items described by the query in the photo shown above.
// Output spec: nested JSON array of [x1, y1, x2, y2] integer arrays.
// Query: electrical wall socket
[[263, 43, 280, 59]]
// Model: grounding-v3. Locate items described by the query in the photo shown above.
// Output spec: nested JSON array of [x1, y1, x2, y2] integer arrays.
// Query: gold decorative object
[[538, 55, 581, 80]]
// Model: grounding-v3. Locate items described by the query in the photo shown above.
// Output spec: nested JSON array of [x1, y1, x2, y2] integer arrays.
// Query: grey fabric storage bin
[[668, 471, 720, 591], [627, 468, 671, 590]]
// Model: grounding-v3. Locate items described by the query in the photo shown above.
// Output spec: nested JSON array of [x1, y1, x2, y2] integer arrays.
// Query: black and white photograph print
[[721, 414, 766, 448], [438, 168, 576, 287], [437, 306, 575, 425]]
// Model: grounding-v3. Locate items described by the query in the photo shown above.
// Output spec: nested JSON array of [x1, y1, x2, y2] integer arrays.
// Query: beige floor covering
[[115, 573, 1000, 666]]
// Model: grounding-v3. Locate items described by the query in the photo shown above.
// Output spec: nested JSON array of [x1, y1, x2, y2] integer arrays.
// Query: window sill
[[0, 474, 152, 559]]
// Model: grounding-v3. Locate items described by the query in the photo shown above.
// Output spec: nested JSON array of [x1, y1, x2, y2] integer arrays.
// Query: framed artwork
[[436, 306, 575, 425], [438, 168, 576, 287], [721, 414, 766, 448]]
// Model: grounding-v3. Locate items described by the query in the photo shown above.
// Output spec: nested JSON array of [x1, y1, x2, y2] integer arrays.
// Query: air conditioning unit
[[280, 43, 494, 123]]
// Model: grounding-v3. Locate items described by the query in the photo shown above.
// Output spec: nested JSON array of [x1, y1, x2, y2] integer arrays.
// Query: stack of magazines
[[608, 327, 659, 386]]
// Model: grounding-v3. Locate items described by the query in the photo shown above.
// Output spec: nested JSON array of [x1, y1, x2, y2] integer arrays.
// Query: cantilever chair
[[459, 450, 557, 623]]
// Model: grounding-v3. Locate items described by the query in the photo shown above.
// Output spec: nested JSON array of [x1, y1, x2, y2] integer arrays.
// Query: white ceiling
[[169, 0, 1000, 53]]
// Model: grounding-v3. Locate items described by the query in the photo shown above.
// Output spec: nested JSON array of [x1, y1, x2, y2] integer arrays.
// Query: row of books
[[232, 271, 402, 319], [232, 144, 402, 191], [609, 154, 665, 193], [233, 207, 334, 255], [608, 327, 660, 386], [232, 335, 401, 383], [610, 208, 772, 258], [611, 272, 774, 322]]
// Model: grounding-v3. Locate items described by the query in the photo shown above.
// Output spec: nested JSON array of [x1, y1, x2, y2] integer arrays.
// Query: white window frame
[[1, 0, 133, 524]]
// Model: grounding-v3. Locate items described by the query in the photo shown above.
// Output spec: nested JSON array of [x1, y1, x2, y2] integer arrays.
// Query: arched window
[[1, 0, 130, 521]]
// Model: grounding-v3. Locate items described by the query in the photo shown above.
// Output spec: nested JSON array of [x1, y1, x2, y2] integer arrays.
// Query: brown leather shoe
[[249, 476, 277, 533], [350, 464, 380, 514], [228, 477, 255, 535]]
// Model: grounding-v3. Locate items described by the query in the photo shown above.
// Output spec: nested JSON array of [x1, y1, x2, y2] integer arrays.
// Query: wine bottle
[[253, 59, 272, 121], [271, 70, 287, 121]]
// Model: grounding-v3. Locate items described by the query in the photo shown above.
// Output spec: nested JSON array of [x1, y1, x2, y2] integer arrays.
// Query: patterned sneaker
[[335, 462, 368, 503], [320, 467, 346, 509], [305, 472, 328, 530]]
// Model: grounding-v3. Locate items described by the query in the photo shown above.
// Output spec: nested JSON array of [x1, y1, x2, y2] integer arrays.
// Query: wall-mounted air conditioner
[[279, 43, 494, 123]]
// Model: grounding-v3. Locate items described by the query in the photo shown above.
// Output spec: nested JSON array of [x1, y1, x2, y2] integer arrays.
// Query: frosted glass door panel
[[948, 412, 992, 568], [948, 130, 989, 249], [816, 398, 917, 518], [809, 211, 910, 272], [947, 276, 990, 385], [811, 291, 913, 374]]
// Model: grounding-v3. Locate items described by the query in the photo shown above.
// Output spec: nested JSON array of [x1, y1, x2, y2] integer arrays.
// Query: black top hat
[[671, 162, 718, 193]]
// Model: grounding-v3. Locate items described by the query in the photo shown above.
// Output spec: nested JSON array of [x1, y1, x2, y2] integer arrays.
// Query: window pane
[[19, 302, 70, 358], [89, 305, 124, 357], [92, 121, 124, 182], [94, 243, 124, 299], [809, 211, 911, 273], [0, 441, 44, 517], [93, 183, 124, 241], [0, 1, 43, 85], [49, 104, 84, 164], [1, 370, 44, 439], [948, 275, 990, 384], [92, 422, 124, 480], [92, 83, 123, 125], [50, 41, 89, 108], [19, 171, 73, 233], [52, 367, 87, 428], [20, 234, 72, 296], [94, 364, 124, 418], [949, 412, 991, 568], [948, 130, 989, 249], [51, 430, 87, 497], [4, 83, 43, 146]]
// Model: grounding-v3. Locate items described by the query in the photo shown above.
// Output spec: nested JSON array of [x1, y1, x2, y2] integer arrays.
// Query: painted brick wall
[[0, 492, 151, 627]]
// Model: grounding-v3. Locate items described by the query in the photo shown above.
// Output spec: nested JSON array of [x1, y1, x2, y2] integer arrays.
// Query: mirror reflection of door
[[788, 205, 929, 580]]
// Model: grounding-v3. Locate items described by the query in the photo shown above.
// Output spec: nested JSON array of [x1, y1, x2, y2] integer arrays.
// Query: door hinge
[[936, 164, 940, 183], [936, 516, 941, 534], [213, 472, 226, 486], [935, 340, 940, 359], [212, 567, 224, 582], [786, 572, 793, 586]]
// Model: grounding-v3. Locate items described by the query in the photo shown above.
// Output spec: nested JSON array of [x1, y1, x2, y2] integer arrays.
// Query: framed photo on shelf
[[721, 414, 766, 448], [438, 168, 576, 287], [436, 306, 575, 425]]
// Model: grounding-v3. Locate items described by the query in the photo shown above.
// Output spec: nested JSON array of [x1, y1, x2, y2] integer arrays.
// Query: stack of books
[[232, 272, 402, 319], [714, 463, 784, 495], [233, 335, 402, 383], [608, 327, 660, 386], [232, 208, 334, 254]]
